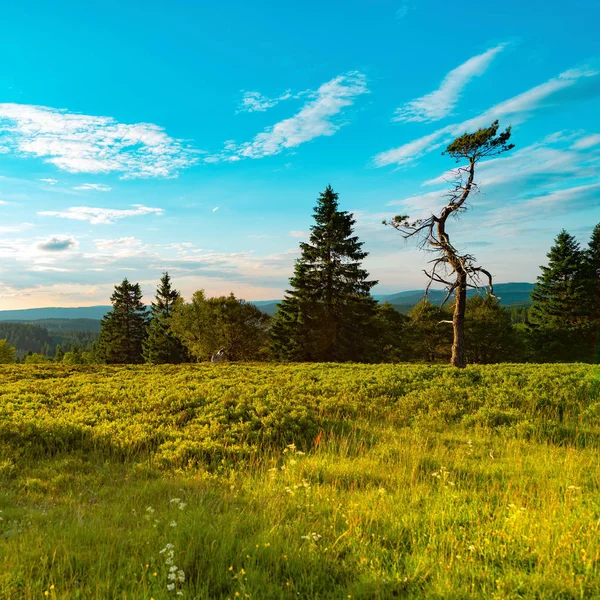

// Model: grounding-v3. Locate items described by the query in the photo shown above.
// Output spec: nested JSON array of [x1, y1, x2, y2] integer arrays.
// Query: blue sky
[[0, 0, 599, 308]]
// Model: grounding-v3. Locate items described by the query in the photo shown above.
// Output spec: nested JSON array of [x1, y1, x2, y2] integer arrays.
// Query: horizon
[[1, 0, 599, 310]]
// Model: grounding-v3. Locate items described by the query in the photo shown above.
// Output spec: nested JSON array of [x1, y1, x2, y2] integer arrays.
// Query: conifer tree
[[584, 224, 600, 361], [529, 230, 587, 361], [271, 185, 378, 362], [97, 279, 148, 364], [143, 272, 187, 364]]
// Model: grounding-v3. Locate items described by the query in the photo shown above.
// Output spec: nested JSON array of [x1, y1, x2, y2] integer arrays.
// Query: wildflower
[[167, 583, 175, 591], [50, 585, 55, 590], [170, 521, 178, 527], [229, 566, 233, 571]]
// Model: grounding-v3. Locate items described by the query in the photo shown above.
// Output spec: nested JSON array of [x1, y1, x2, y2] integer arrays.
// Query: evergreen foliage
[[143, 272, 187, 364], [0, 339, 16, 363], [171, 291, 269, 361], [464, 295, 521, 364], [97, 279, 148, 364], [530, 230, 588, 361], [406, 300, 452, 362], [271, 186, 378, 362]]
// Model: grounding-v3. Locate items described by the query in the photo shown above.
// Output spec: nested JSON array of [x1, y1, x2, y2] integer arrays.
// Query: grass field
[[0, 363, 599, 599]]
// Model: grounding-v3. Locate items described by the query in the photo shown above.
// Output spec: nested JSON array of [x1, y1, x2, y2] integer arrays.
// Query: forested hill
[[0, 321, 99, 358], [0, 305, 110, 321], [255, 282, 535, 316], [0, 283, 534, 322]]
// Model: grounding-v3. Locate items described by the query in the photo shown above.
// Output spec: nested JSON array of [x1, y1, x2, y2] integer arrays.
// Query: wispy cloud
[[73, 183, 112, 192], [212, 206, 220, 212], [393, 44, 506, 123], [237, 90, 292, 113], [0, 222, 34, 234], [208, 71, 368, 162], [396, 1, 415, 19], [40, 178, 58, 185], [375, 65, 598, 168], [39, 204, 164, 225], [0, 103, 198, 178], [571, 133, 600, 150], [289, 230, 308, 238], [36, 235, 78, 252]]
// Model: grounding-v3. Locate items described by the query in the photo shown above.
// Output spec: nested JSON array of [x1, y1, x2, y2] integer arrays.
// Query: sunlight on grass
[[0, 363, 599, 598]]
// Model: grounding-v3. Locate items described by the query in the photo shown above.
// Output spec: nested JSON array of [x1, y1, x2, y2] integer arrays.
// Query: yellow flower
[[153, 572, 157, 577], [50, 585, 55, 590], [229, 565, 233, 571], [44, 593, 49, 598]]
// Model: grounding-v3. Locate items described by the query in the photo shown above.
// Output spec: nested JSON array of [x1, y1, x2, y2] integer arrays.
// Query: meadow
[[0, 363, 599, 599]]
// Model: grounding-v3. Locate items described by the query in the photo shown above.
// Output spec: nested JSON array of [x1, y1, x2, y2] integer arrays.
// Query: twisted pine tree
[[143, 272, 187, 364], [271, 185, 378, 362], [97, 279, 148, 364]]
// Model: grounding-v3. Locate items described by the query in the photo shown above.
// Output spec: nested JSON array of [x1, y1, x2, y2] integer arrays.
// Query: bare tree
[[385, 120, 514, 368]]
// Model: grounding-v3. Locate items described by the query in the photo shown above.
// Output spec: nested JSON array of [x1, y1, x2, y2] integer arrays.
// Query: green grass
[[0, 363, 599, 599]]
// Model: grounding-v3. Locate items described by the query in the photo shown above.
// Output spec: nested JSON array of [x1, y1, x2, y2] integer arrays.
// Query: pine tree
[[529, 230, 587, 361], [464, 295, 520, 364], [143, 272, 187, 364], [407, 300, 452, 362], [97, 279, 148, 364], [584, 224, 600, 362], [271, 185, 378, 362], [0, 339, 16, 364]]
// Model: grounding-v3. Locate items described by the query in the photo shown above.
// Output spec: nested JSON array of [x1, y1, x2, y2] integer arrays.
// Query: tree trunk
[[452, 274, 467, 368]]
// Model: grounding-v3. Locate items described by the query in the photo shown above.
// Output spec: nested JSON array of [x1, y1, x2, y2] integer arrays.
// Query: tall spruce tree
[[584, 224, 600, 362], [143, 272, 187, 364], [529, 230, 587, 361], [97, 279, 148, 364], [271, 185, 378, 362]]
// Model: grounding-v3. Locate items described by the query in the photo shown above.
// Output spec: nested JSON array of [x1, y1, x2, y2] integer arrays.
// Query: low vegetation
[[1, 363, 599, 598]]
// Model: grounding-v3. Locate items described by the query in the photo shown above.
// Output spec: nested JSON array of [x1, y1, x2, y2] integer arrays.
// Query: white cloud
[[485, 183, 600, 231], [571, 133, 600, 150], [74, 183, 112, 192], [40, 178, 58, 185], [374, 65, 598, 168], [423, 133, 600, 187], [91, 237, 148, 259], [39, 204, 164, 225], [289, 230, 308, 238], [237, 90, 292, 113], [209, 71, 368, 161], [36, 235, 78, 252], [393, 44, 506, 123], [212, 206, 219, 212], [0, 222, 34, 233], [0, 103, 197, 178], [386, 189, 449, 218]]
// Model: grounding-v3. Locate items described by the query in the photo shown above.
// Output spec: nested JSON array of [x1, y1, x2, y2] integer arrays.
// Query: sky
[[0, 0, 599, 309]]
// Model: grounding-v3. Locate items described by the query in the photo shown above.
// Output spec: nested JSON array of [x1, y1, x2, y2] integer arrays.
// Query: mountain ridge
[[0, 282, 534, 321]]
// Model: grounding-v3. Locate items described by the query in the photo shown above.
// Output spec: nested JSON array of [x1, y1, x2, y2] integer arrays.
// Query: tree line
[[0, 121, 596, 367], [2, 189, 596, 366]]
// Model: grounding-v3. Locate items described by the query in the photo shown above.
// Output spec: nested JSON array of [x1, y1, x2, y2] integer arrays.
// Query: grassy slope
[[0, 363, 599, 599]]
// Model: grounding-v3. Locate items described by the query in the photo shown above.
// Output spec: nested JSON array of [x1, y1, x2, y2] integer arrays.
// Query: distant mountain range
[[0, 282, 534, 325], [250, 282, 535, 316], [0, 305, 110, 322]]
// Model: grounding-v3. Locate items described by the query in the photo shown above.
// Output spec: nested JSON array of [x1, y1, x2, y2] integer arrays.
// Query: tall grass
[[0, 363, 599, 598]]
